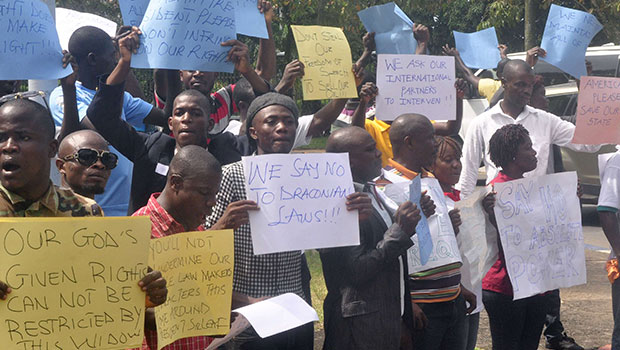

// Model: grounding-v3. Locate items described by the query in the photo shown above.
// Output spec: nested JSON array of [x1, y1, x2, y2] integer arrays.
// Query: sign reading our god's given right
[[493, 172, 586, 300], [0, 216, 151, 350], [376, 54, 455, 121]]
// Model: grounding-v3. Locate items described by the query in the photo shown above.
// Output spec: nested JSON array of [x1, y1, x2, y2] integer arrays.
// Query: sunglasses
[[0, 90, 52, 117], [62, 148, 118, 169]]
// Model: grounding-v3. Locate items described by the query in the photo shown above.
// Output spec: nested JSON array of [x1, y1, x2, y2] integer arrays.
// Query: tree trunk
[[524, 0, 536, 50]]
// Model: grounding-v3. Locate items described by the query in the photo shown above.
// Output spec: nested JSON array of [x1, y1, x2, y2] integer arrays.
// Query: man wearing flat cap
[[205, 92, 374, 350]]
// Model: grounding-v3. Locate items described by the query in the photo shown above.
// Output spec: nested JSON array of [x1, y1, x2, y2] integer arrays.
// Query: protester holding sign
[[154, 1, 276, 135], [458, 59, 601, 198], [86, 28, 242, 214], [204, 92, 373, 350], [0, 96, 168, 313], [321, 127, 420, 350], [132, 146, 252, 350], [48, 26, 167, 216]]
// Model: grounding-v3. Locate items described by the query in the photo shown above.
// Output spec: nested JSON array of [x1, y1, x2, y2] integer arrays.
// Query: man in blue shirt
[[49, 26, 167, 216]]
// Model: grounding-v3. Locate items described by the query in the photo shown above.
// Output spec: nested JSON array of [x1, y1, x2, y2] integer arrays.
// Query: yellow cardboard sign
[[0, 216, 151, 350], [149, 230, 234, 349], [292, 25, 358, 100]]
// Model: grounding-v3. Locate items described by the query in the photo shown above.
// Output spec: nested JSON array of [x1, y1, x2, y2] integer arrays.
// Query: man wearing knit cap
[[205, 92, 374, 350]]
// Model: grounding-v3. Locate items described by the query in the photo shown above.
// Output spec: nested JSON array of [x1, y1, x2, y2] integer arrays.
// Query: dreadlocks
[[489, 124, 530, 169], [435, 136, 462, 161]]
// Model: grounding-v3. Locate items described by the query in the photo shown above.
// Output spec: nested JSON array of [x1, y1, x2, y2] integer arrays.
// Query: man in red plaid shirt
[[132, 145, 259, 350]]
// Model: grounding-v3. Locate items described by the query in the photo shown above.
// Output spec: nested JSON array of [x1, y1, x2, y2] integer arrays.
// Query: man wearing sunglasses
[[56, 130, 118, 200]]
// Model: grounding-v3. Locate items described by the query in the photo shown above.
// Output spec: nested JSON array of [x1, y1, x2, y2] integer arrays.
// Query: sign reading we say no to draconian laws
[[0, 216, 151, 350], [242, 153, 360, 255]]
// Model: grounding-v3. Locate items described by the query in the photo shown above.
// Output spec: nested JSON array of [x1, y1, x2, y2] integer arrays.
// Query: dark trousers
[[412, 294, 468, 350], [612, 278, 620, 350], [482, 290, 547, 350], [464, 312, 480, 350], [543, 289, 565, 342], [226, 323, 314, 350]]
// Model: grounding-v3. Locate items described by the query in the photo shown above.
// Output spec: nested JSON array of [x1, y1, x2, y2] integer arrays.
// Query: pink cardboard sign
[[572, 76, 620, 144]]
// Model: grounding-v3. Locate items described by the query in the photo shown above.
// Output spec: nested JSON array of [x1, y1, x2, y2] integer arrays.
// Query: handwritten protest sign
[[357, 2, 416, 54], [0, 0, 72, 79], [132, 0, 236, 72], [0, 216, 150, 350], [149, 230, 234, 349], [493, 172, 586, 300], [410, 176, 432, 265], [235, 0, 268, 39], [242, 153, 359, 254], [540, 4, 602, 79], [406, 177, 462, 273], [572, 76, 620, 144], [55, 8, 117, 50], [452, 189, 492, 313], [119, 0, 149, 27], [376, 54, 456, 121], [454, 27, 501, 70], [291, 25, 358, 100]]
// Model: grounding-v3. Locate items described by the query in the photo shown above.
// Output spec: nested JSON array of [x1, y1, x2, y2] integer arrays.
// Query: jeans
[[482, 290, 547, 350], [412, 294, 468, 350], [612, 279, 620, 350], [543, 289, 565, 343], [464, 312, 480, 350]]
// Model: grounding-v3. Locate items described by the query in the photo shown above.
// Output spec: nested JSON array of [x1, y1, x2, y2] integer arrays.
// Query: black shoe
[[545, 333, 584, 350]]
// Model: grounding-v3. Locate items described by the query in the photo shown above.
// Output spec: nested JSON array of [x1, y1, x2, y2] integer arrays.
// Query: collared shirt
[[377, 160, 461, 303], [0, 183, 102, 217], [477, 78, 502, 102], [205, 161, 304, 298], [50, 82, 153, 216], [365, 119, 393, 167], [458, 101, 601, 198], [132, 193, 211, 350]]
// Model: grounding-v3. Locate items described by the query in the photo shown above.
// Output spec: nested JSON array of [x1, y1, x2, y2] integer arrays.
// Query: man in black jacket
[[86, 29, 245, 213], [321, 127, 423, 350]]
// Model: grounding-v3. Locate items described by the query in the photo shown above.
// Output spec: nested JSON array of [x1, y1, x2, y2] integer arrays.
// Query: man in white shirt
[[458, 59, 600, 197]]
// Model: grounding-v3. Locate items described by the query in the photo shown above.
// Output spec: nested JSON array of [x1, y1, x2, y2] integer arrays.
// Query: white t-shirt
[[292, 114, 314, 149]]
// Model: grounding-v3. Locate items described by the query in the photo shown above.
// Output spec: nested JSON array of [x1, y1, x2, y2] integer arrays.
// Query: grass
[[297, 136, 328, 151], [306, 250, 327, 330]]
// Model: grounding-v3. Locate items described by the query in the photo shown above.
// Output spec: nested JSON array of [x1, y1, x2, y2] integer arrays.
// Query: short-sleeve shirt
[[482, 171, 515, 295], [478, 78, 502, 102], [364, 119, 392, 167], [49, 82, 153, 216], [132, 193, 212, 350], [598, 151, 620, 212], [0, 183, 103, 217], [204, 161, 304, 298]]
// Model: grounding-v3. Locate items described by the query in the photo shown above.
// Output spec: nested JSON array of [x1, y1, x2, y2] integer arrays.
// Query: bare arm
[[351, 82, 377, 129], [254, 1, 276, 80], [306, 98, 348, 137], [601, 211, 620, 256], [442, 44, 480, 89], [222, 40, 270, 95], [414, 24, 429, 55]]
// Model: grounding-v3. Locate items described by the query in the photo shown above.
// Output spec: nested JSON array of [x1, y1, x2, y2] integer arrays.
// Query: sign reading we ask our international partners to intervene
[[242, 153, 359, 255], [376, 54, 456, 121], [0, 216, 151, 350]]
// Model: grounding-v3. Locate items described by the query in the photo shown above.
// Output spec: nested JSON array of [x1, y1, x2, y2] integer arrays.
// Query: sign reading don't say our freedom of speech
[[376, 54, 456, 121], [493, 172, 586, 300], [242, 153, 359, 255], [0, 216, 151, 350], [291, 25, 358, 101], [149, 230, 234, 349]]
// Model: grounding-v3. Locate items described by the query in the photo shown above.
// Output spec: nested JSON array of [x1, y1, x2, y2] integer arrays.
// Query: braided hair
[[489, 124, 530, 169], [435, 136, 462, 161]]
